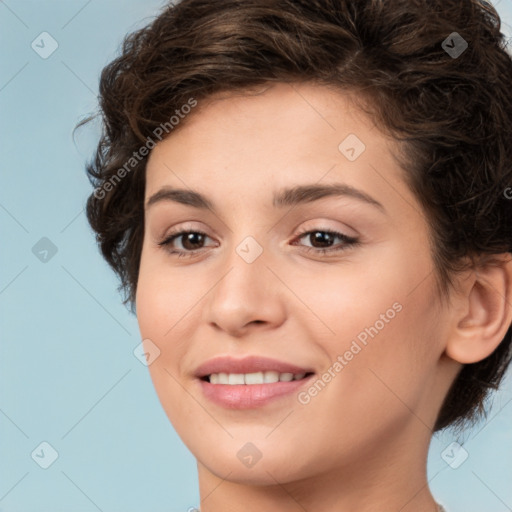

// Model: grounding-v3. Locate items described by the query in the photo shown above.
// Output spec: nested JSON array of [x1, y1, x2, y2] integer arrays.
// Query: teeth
[[228, 373, 245, 385], [263, 370, 279, 383], [207, 371, 308, 385], [245, 372, 264, 384]]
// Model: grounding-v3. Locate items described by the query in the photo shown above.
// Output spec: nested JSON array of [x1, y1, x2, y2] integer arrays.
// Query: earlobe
[[445, 255, 512, 365]]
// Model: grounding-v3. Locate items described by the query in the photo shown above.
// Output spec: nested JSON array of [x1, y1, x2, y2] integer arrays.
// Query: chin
[[198, 455, 309, 486], [192, 435, 322, 485]]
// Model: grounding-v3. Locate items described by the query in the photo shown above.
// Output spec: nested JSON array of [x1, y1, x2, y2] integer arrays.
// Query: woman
[[82, 0, 512, 510]]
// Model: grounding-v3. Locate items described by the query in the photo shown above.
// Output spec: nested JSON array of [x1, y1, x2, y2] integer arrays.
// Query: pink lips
[[195, 355, 314, 409]]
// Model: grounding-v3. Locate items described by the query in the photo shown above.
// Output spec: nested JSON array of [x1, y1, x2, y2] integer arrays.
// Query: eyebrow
[[145, 183, 385, 213]]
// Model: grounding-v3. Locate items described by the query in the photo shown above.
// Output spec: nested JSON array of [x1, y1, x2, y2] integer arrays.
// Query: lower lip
[[198, 376, 313, 409]]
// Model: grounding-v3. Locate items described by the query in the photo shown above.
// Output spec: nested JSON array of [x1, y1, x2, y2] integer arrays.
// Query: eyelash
[[158, 227, 359, 259]]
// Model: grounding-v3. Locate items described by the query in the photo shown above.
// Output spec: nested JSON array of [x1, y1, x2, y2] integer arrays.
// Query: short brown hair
[[80, 0, 512, 432]]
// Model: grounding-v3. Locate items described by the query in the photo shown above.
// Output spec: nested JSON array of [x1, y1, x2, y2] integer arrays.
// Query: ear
[[445, 254, 512, 364]]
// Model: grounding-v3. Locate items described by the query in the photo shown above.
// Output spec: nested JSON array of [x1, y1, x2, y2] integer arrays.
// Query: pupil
[[312, 231, 333, 248], [183, 233, 204, 250]]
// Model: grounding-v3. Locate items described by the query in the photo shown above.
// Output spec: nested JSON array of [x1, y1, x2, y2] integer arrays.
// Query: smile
[[194, 356, 315, 408]]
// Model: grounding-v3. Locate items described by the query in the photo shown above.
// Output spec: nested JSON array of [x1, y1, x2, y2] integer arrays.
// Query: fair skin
[[136, 82, 512, 512]]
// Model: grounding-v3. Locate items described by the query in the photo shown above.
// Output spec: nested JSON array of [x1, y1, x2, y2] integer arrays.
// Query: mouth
[[194, 356, 315, 408]]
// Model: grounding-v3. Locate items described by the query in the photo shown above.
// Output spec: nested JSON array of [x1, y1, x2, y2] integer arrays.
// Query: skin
[[136, 82, 512, 512]]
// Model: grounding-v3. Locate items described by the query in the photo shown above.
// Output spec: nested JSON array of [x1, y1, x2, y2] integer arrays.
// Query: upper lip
[[194, 355, 313, 378]]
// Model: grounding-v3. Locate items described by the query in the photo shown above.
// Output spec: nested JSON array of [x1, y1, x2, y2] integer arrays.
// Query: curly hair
[[79, 0, 512, 432]]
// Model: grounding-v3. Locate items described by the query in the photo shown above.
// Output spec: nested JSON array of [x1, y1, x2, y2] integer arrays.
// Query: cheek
[[305, 242, 442, 387], [135, 256, 201, 425], [287, 274, 442, 460], [135, 252, 194, 391], [136, 247, 203, 341]]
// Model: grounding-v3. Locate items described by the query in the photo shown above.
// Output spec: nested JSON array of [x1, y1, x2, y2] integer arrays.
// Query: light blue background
[[1, 1, 511, 511]]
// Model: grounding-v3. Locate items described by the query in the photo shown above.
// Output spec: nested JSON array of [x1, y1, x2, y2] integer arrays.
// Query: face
[[136, 82, 452, 486]]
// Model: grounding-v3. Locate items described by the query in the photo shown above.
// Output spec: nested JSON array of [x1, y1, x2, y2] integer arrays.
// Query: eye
[[158, 229, 217, 258], [291, 228, 359, 255]]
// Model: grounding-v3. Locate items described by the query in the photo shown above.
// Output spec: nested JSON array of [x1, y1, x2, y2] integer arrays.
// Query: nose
[[205, 240, 287, 338]]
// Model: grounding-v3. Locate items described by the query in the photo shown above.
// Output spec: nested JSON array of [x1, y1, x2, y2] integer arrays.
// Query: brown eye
[[292, 229, 359, 255], [305, 231, 337, 248], [176, 232, 207, 251], [158, 230, 216, 258]]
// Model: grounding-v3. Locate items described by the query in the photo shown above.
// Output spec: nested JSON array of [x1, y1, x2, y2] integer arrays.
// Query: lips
[[195, 355, 315, 409]]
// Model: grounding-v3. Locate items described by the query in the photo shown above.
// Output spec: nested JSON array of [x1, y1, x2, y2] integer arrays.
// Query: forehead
[[150, 82, 383, 159], [144, 82, 416, 220]]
